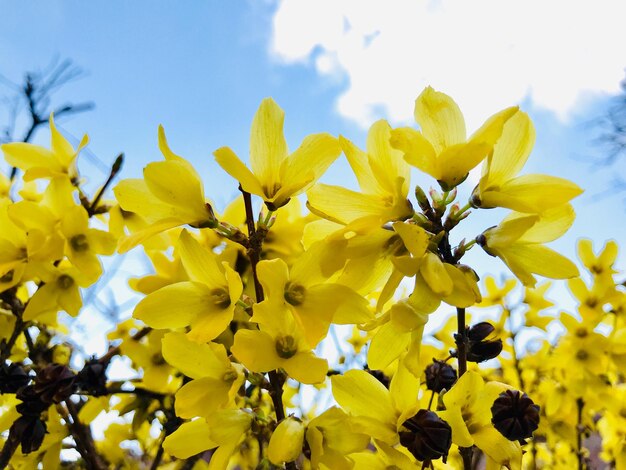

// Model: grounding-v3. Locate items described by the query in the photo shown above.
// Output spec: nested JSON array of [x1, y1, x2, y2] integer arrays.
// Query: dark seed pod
[[77, 359, 108, 396], [0, 362, 31, 394], [15, 386, 48, 416], [399, 409, 452, 462], [491, 389, 540, 441], [10, 415, 47, 454], [424, 360, 457, 393], [467, 322, 503, 363], [33, 364, 76, 404]]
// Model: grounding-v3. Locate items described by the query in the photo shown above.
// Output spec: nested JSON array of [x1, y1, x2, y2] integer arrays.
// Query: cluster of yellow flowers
[[0, 88, 622, 470]]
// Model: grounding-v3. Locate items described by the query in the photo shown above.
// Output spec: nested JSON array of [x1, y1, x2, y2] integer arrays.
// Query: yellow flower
[[438, 371, 522, 469], [23, 264, 90, 321], [307, 119, 413, 226], [60, 205, 116, 282], [306, 407, 370, 469], [390, 87, 518, 190], [253, 252, 372, 348], [161, 332, 244, 419], [231, 307, 328, 384], [1, 114, 88, 182], [471, 110, 583, 213], [478, 204, 579, 287], [133, 229, 243, 343], [214, 98, 341, 210], [114, 126, 217, 252], [163, 409, 253, 464]]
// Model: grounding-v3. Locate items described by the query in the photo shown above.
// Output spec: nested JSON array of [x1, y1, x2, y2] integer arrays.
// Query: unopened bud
[[415, 186, 432, 213]]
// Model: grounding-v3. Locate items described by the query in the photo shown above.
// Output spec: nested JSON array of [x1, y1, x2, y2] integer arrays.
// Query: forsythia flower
[[390, 87, 518, 190], [214, 97, 341, 210], [1, 114, 88, 182], [114, 127, 217, 252], [478, 204, 579, 287], [307, 119, 413, 226], [471, 110, 583, 213], [231, 307, 328, 384], [133, 230, 243, 343]]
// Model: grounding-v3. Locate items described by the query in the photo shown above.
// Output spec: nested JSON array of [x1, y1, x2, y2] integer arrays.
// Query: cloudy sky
[[1, 1, 625, 312]]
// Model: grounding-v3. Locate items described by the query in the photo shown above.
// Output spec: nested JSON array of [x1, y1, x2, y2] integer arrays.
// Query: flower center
[[210, 288, 231, 309], [70, 234, 89, 252], [275, 335, 298, 359], [284, 282, 306, 306], [57, 274, 75, 290]]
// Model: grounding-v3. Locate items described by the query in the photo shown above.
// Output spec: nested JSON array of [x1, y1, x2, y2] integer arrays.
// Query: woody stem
[[240, 189, 296, 470], [455, 307, 472, 469]]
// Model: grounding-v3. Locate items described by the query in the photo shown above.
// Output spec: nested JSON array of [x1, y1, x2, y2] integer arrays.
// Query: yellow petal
[[175, 377, 231, 419], [436, 141, 491, 188], [390, 127, 437, 179], [161, 332, 230, 379], [420, 252, 453, 295], [231, 329, 280, 373], [133, 282, 210, 329], [469, 106, 519, 147], [250, 98, 288, 193], [163, 419, 216, 458], [414, 86, 466, 152], [331, 370, 396, 425], [368, 322, 410, 371], [177, 230, 226, 286], [481, 110, 534, 187], [497, 244, 579, 287], [144, 160, 206, 216], [340, 135, 381, 194], [213, 146, 265, 196], [392, 222, 429, 259], [283, 352, 328, 384], [366, 120, 410, 195], [307, 184, 389, 225], [481, 174, 583, 213], [281, 133, 341, 195], [473, 426, 522, 470], [505, 204, 575, 244]]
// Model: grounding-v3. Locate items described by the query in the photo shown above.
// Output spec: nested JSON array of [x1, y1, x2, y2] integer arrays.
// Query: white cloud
[[270, 0, 626, 130]]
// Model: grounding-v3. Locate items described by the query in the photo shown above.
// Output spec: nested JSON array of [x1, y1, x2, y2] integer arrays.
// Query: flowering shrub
[[0, 89, 623, 469]]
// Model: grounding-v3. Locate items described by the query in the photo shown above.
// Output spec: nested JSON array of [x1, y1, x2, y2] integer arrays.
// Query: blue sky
[[1, 0, 625, 296]]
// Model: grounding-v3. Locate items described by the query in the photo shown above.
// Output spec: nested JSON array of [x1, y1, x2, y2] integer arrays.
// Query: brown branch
[[98, 327, 152, 365], [240, 189, 296, 469], [0, 428, 20, 469], [60, 400, 108, 470], [88, 153, 124, 216]]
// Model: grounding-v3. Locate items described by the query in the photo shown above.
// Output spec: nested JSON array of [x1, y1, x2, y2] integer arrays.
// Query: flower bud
[[268, 417, 305, 465], [414, 186, 432, 213], [491, 390, 540, 441], [424, 360, 456, 393], [33, 364, 76, 404], [400, 409, 452, 462]]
